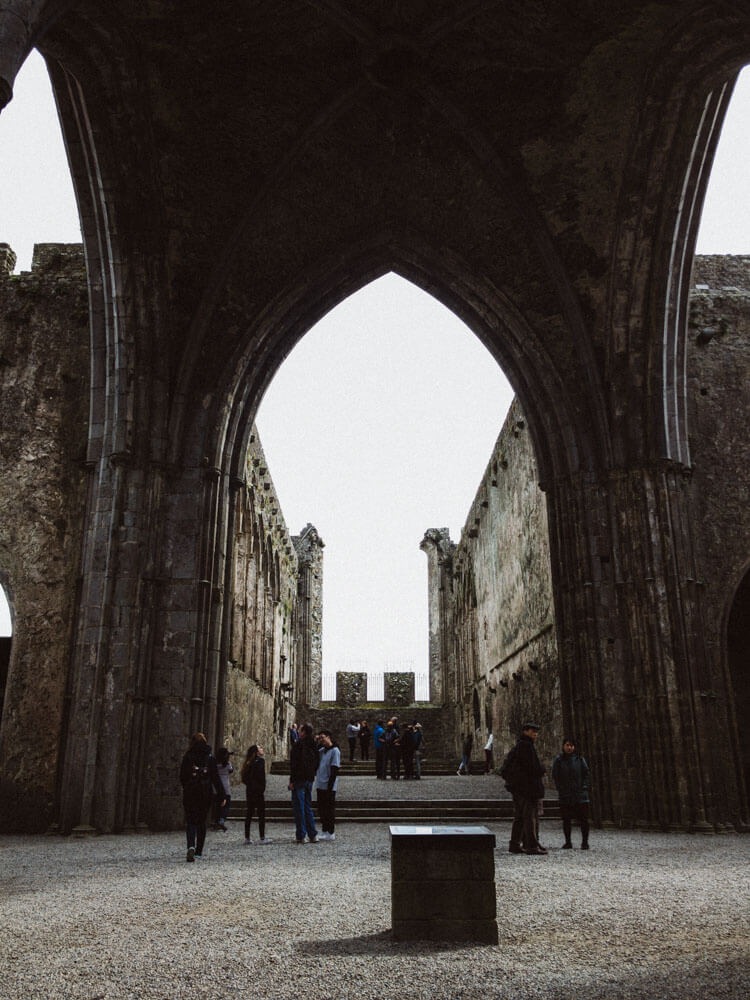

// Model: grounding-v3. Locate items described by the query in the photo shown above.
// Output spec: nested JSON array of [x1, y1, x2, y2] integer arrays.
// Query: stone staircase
[[269, 758, 483, 777], [228, 798, 560, 824]]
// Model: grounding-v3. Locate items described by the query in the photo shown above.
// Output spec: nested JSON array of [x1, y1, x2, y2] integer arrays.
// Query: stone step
[[227, 798, 561, 822], [270, 760, 482, 776]]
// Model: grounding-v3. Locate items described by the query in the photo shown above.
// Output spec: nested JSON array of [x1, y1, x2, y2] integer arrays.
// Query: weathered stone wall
[[423, 397, 560, 774], [335, 671, 367, 706], [688, 256, 750, 805], [223, 428, 315, 764], [425, 259, 750, 799], [303, 704, 455, 759], [0, 243, 324, 823], [0, 243, 90, 831], [384, 672, 416, 706]]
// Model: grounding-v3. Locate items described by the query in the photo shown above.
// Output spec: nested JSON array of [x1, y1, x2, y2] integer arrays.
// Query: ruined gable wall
[[224, 426, 300, 768], [431, 256, 750, 780], [443, 397, 560, 771], [0, 244, 90, 831]]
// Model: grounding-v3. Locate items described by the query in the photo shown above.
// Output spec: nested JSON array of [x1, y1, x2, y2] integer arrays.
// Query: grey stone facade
[[0, 244, 322, 830], [1, 4, 750, 833], [423, 258, 750, 825]]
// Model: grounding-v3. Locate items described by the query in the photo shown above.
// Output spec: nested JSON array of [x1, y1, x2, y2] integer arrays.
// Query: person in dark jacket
[[552, 737, 591, 850], [457, 732, 473, 775], [358, 721, 371, 762], [241, 744, 272, 845], [179, 732, 225, 862], [384, 719, 401, 780], [289, 723, 318, 843], [505, 722, 547, 855], [400, 724, 416, 779]]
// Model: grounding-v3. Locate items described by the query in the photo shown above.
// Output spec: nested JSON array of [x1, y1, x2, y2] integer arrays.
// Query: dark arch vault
[[0, 1, 749, 832]]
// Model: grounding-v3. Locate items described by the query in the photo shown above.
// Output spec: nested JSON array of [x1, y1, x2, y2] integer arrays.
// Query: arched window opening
[[0, 49, 82, 272], [254, 273, 517, 709], [695, 66, 750, 256], [727, 569, 750, 796]]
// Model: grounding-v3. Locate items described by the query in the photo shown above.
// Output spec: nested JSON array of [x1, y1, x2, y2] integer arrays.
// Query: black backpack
[[188, 756, 213, 792], [499, 746, 519, 787]]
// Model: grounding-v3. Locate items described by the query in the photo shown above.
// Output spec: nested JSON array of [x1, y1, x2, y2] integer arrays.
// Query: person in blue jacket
[[551, 737, 591, 850], [373, 719, 386, 779]]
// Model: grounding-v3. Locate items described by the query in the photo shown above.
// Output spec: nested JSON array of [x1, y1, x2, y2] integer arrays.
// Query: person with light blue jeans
[[289, 723, 318, 843]]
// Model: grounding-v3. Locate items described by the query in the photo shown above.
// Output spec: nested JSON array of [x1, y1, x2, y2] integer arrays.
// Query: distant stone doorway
[[0, 583, 11, 722], [727, 569, 750, 796]]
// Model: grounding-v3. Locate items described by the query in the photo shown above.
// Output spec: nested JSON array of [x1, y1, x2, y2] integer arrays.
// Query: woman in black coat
[[241, 744, 271, 845], [179, 732, 225, 862]]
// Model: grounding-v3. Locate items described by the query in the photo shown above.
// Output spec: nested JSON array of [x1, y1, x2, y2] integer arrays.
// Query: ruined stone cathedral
[[0, 2, 749, 835]]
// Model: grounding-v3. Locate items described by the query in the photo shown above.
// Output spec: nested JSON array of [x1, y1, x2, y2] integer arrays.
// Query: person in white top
[[484, 732, 494, 774]]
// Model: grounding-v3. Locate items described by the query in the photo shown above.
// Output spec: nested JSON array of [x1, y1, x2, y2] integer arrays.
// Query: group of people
[[372, 718, 425, 780], [344, 720, 371, 761], [288, 724, 341, 842], [179, 733, 273, 861], [179, 726, 343, 859], [180, 719, 591, 861], [501, 722, 591, 854]]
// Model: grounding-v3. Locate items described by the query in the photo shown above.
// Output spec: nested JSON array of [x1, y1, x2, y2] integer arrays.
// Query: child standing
[[215, 746, 233, 831]]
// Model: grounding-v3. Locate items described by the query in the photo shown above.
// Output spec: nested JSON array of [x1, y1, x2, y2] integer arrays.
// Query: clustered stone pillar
[[547, 461, 748, 831]]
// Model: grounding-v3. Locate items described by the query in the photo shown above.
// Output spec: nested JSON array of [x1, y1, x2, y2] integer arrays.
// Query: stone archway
[[1, 2, 749, 833]]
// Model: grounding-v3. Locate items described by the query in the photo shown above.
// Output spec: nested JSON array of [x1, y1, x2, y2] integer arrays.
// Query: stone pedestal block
[[336, 671, 367, 706], [384, 672, 415, 705], [390, 825, 498, 943]]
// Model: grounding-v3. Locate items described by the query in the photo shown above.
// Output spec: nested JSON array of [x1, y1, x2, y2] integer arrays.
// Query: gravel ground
[[1, 823, 748, 1000]]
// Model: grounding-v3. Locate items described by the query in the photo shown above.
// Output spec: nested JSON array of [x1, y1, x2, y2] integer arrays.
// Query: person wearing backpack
[[179, 732, 225, 862], [504, 722, 547, 855]]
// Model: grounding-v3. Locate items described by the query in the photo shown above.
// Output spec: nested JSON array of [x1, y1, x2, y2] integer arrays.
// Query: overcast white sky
[[1, 52, 748, 670]]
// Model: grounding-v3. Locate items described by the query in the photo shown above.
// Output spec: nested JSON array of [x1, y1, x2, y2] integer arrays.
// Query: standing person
[[503, 722, 547, 855], [373, 719, 386, 779], [241, 744, 272, 845], [289, 723, 318, 843], [384, 719, 401, 780], [179, 732, 225, 862], [552, 737, 591, 850], [358, 720, 371, 761], [315, 729, 341, 840], [345, 719, 360, 762], [484, 732, 494, 774], [401, 724, 415, 780], [215, 746, 233, 831], [288, 723, 299, 751], [458, 732, 473, 775], [413, 722, 424, 780]]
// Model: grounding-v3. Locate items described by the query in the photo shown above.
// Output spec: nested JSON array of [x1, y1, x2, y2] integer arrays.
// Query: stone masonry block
[[391, 843, 496, 882], [391, 879, 496, 921], [392, 918, 499, 944]]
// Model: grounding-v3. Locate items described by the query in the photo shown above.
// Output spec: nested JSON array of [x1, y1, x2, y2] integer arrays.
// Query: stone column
[[420, 528, 454, 706], [546, 461, 748, 831], [293, 525, 324, 707]]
